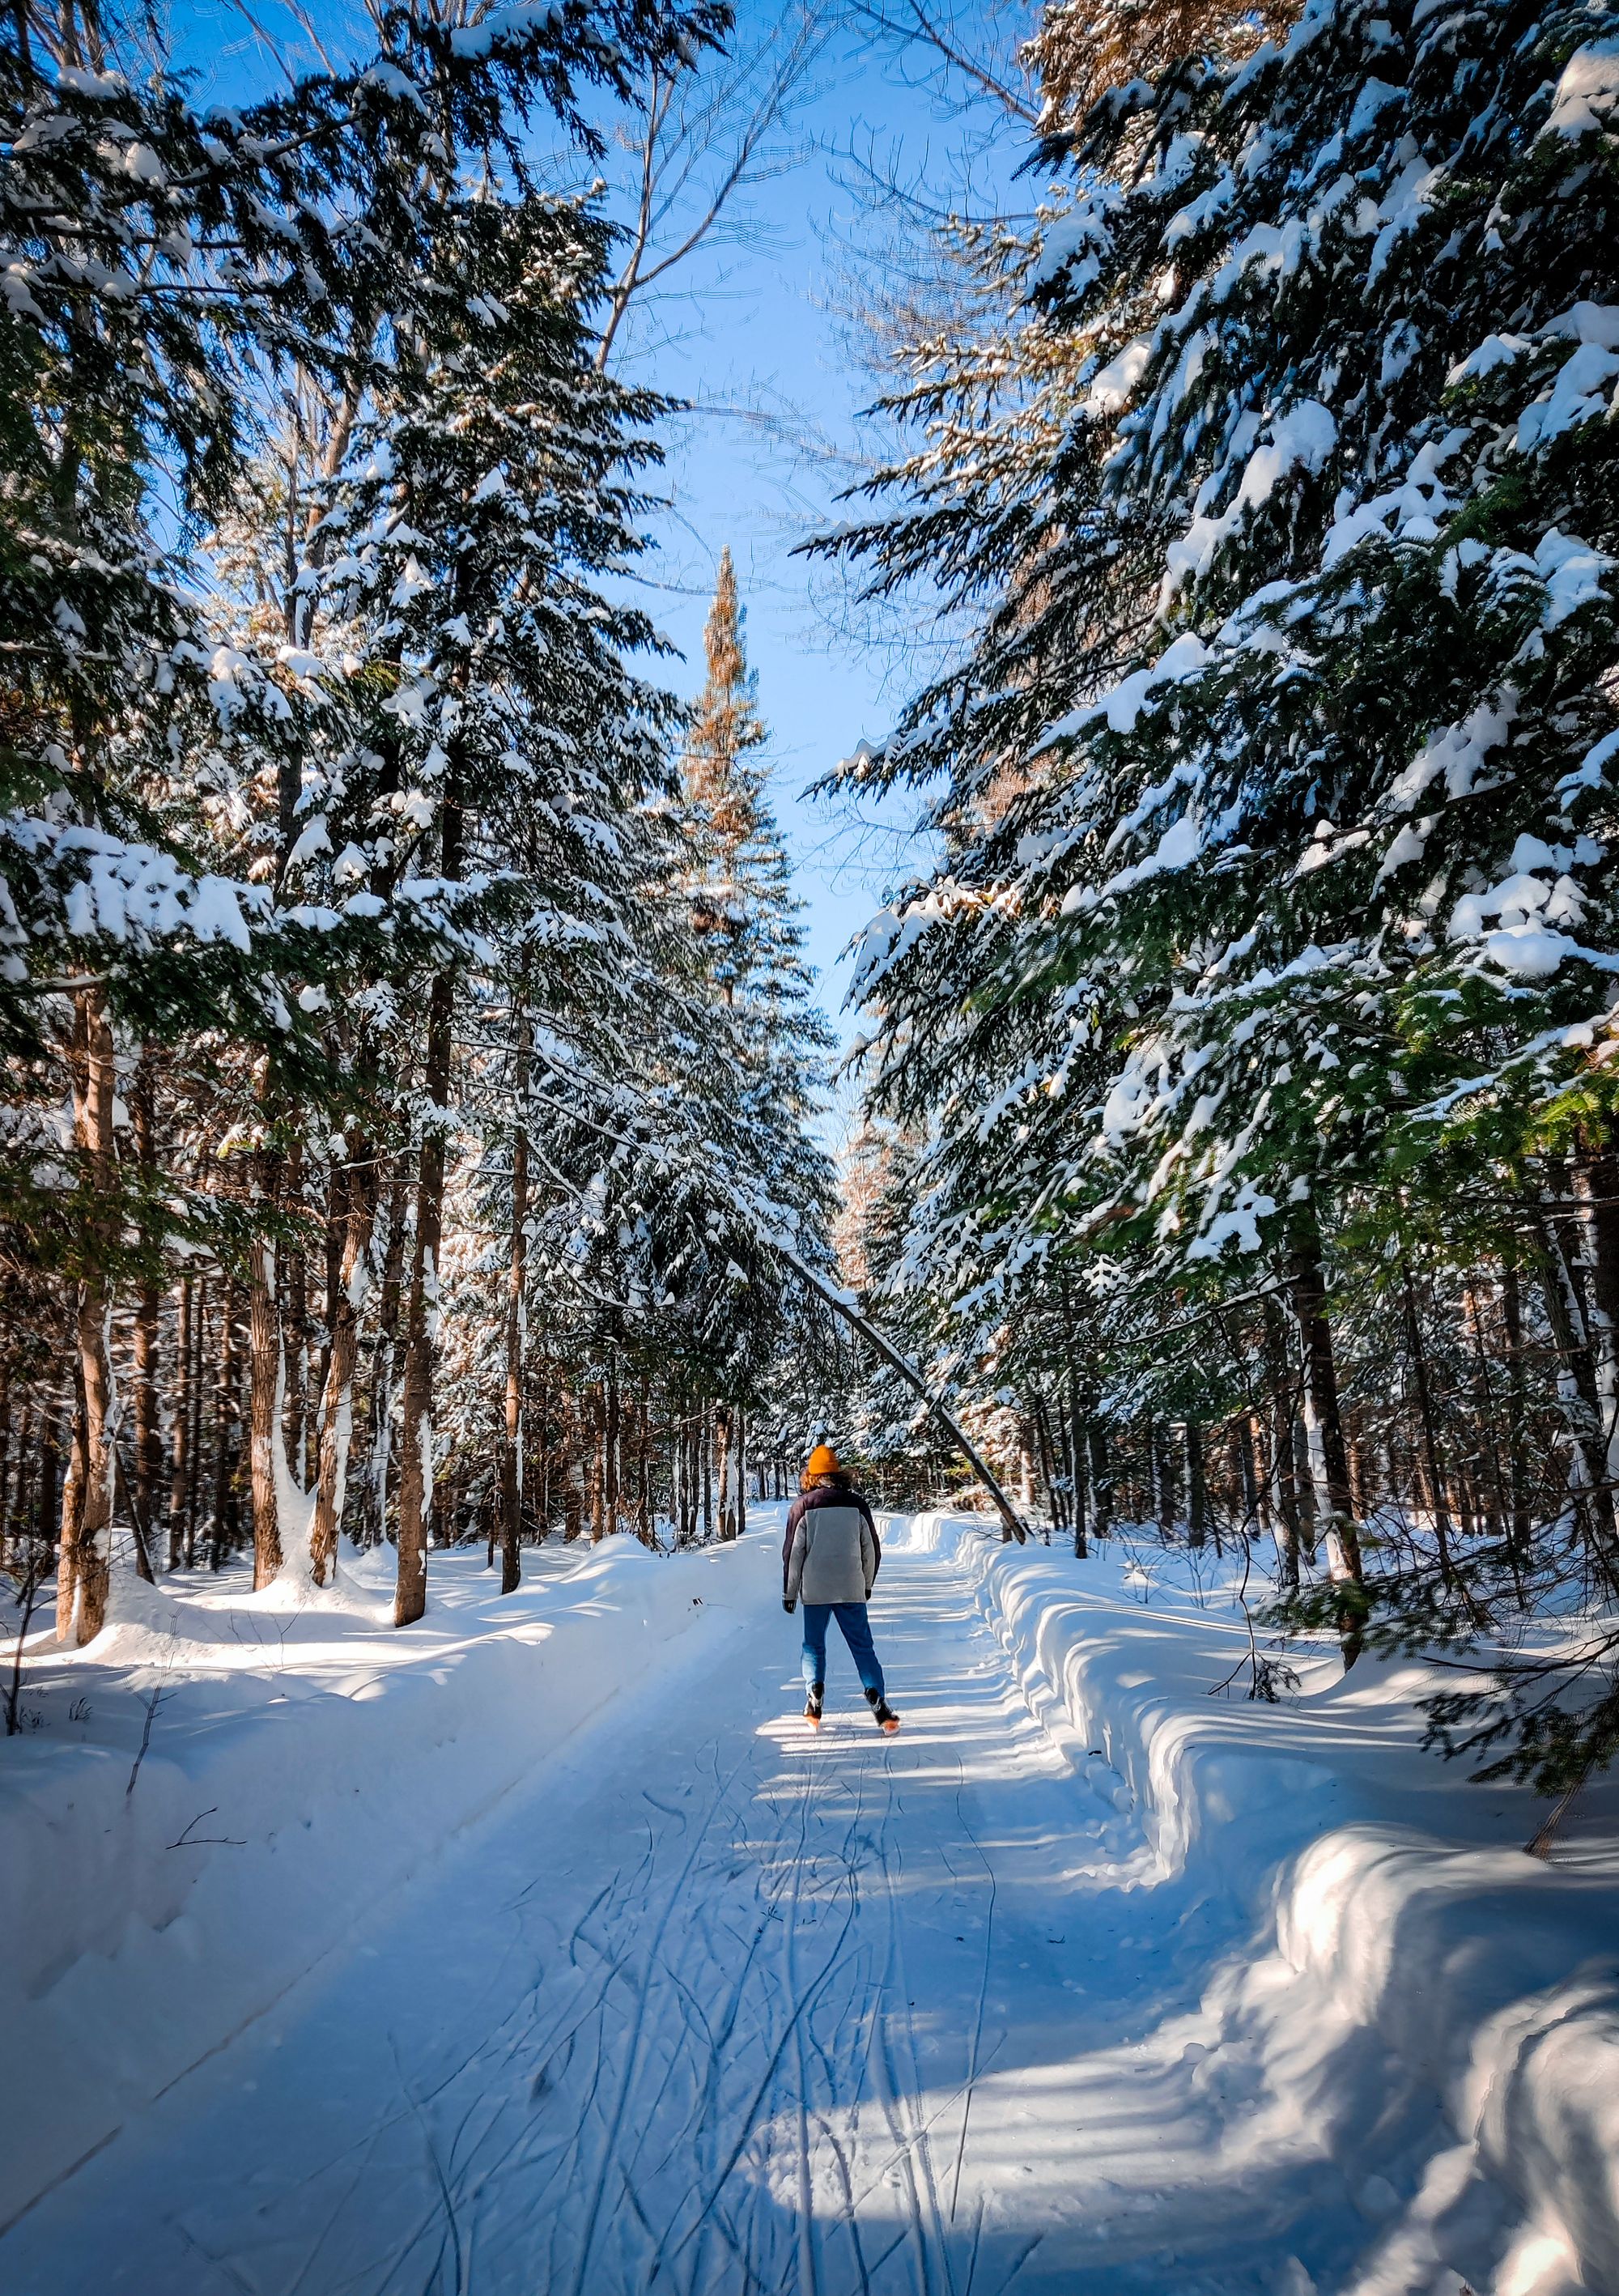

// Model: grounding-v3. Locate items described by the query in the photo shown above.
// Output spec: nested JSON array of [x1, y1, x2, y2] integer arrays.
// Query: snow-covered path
[[5, 1524, 1386, 2296]]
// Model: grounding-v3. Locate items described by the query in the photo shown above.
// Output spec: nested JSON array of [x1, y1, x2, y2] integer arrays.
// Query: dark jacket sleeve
[[854, 1493, 881, 1583], [783, 1495, 806, 1597]]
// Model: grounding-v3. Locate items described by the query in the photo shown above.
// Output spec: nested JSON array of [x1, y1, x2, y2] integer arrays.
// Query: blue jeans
[[801, 1601, 885, 1698]]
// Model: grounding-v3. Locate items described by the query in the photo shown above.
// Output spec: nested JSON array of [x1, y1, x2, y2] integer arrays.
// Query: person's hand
[[783, 1598, 796, 1614]]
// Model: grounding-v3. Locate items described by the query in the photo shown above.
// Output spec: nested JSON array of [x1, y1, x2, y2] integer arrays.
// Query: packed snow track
[[0, 1520, 1533, 2295]]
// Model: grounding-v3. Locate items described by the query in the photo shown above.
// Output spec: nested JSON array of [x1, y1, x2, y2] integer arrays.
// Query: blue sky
[[171, 0, 1034, 1060]]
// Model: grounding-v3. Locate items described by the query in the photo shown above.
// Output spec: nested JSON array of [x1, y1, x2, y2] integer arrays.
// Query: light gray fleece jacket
[[784, 1500, 878, 1606]]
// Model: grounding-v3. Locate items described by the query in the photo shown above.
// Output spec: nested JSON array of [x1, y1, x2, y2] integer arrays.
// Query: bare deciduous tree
[[593, 3, 831, 372]]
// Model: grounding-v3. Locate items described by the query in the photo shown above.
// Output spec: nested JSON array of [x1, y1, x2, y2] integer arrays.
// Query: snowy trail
[[4, 1524, 1362, 2296]]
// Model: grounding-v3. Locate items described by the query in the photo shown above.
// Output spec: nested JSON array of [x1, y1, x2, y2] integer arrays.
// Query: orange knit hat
[[803, 1443, 840, 1482]]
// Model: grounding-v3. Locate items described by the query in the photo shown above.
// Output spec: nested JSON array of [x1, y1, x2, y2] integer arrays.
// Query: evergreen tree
[[0, 0, 735, 1635], [676, 547, 835, 1533], [287, 188, 686, 1616], [685, 549, 826, 1091], [826, 0, 1619, 1741]]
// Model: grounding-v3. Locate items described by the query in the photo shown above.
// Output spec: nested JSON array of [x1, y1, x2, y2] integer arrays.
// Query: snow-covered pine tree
[[827, 0, 1619, 1707], [679, 547, 835, 1536], [0, 12, 373, 1632], [304, 185, 701, 1618], [1, 0, 733, 1631], [686, 549, 830, 1108]]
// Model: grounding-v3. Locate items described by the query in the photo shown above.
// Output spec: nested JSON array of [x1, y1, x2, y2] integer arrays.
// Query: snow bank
[[887, 1511, 1619, 2295], [0, 1537, 750, 2233]]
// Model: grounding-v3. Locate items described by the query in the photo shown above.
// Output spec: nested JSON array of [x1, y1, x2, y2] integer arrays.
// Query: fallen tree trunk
[[770, 1241, 1029, 1544]]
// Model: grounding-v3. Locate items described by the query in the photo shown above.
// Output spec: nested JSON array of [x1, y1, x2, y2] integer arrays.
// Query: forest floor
[[2, 1513, 1617, 2296]]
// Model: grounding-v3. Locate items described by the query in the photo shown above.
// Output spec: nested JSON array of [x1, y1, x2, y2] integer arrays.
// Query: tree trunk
[[0, 1368, 11, 1557], [1185, 1422, 1209, 1549], [38, 1402, 64, 1569], [3, 1402, 28, 1555], [689, 1396, 701, 1544], [671, 1396, 685, 1544], [248, 1225, 285, 1588], [57, 989, 118, 1643], [1034, 1394, 1063, 1541], [684, 1396, 698, 1544], [1578, 1135, 1619, 1490], [130, 1059, 163, 1556], [1289, 1227, 1365, 1663], [499, 1111, 529, 1594], [368, 1159, 407, 1545], [561, 1387, 584, 1541], [209, 1288, 240, 1572], [1236, 1415, 1261, 1537], [310, 1147, 377, 1586], [168, 1278, 192, 1569], [282, 1142, 308, 1488], [1151, 1422, 1175, 1540], [533, 1345, 551, 1537], [636, 1392, 651, 1542], [396, 831, 459, 1627], [317, 1157, 341, 1413], [1529, 1200, 1619, 1593], [1462, 1289, 1506, 1541], [1087, 1420, 1112, 1537], [701, 1400, 713, 1539], [1400, 1252, 1455, 1585], [588, 1382, 606, 1541], [1069, 1383, 1089, 1558], [716, 1404, 741, 1541], [768, 1240, 1031, 1541], [1501, 1252, 1532, 1562]]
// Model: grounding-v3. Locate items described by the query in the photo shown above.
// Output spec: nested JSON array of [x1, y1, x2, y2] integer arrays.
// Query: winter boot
[[805, 1684, 823, 1730], [865, 1686, 900, 1734]]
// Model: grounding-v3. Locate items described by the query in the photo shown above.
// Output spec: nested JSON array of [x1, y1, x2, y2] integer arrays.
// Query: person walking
[[783, 1444, 899, 1733]]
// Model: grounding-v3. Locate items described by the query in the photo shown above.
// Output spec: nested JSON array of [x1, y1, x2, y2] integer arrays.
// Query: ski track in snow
[[4, 1528, 1382, 2296]]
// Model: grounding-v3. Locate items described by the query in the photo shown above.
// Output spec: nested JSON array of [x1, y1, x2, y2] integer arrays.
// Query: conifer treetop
[[686, 545, 767, 840]]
